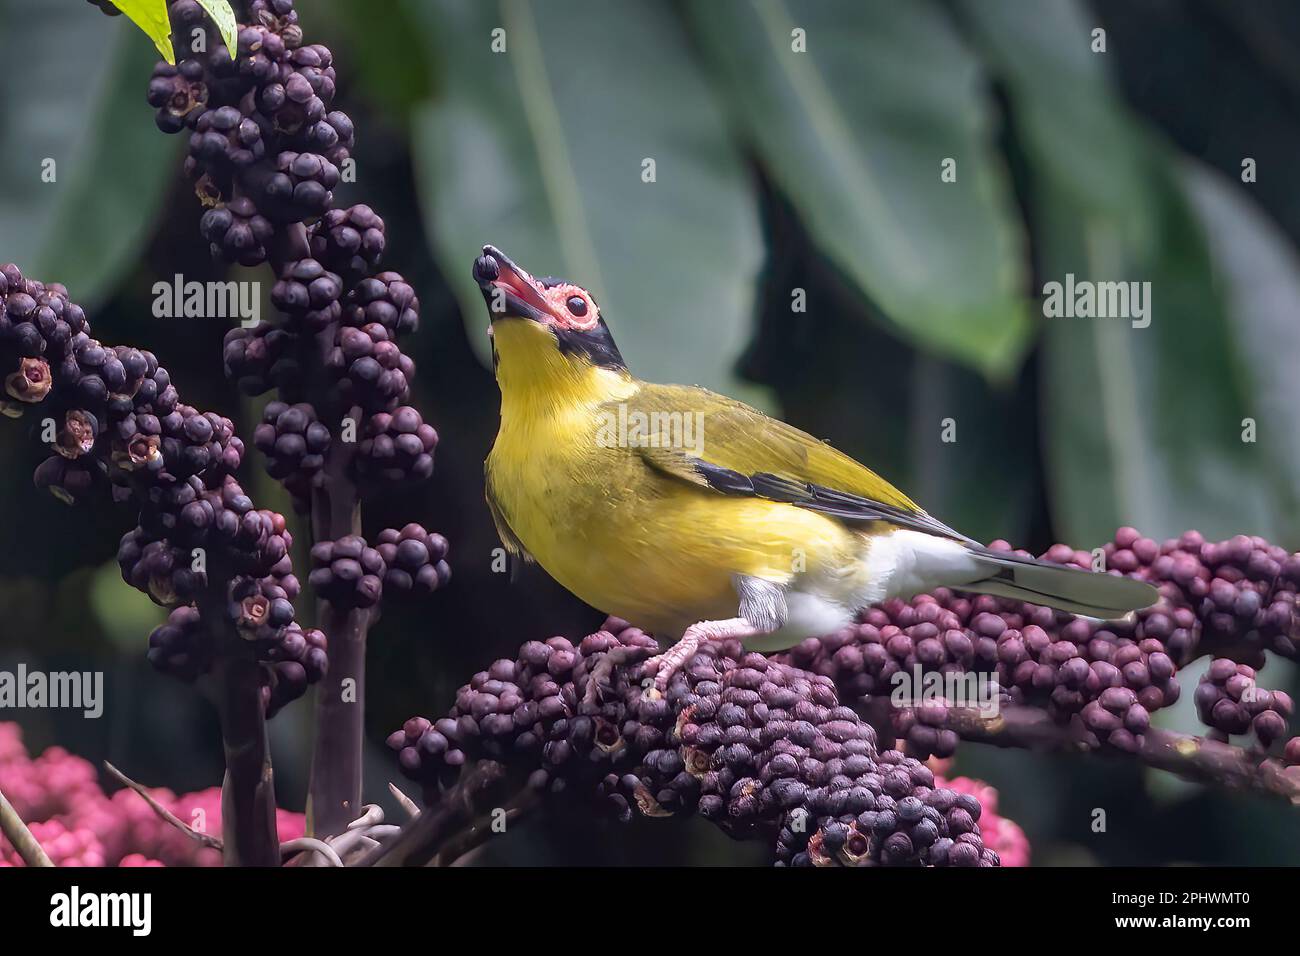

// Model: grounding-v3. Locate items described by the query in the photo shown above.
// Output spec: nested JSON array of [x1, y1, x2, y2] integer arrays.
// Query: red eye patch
[[538, 283, 599, 331]]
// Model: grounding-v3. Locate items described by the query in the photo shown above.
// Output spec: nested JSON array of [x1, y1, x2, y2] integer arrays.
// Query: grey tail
[[962, 546, 1158, 619]]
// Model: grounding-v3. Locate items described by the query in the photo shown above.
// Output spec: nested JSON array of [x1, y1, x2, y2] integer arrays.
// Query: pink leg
[[644, 617, 761, 694]]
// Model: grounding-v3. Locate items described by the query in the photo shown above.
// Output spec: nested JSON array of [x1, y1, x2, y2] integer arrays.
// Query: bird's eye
[[566, 296, 588, 317]]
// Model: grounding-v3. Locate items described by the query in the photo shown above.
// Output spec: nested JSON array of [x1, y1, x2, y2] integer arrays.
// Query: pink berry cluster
[[0, 722, 304, 866]]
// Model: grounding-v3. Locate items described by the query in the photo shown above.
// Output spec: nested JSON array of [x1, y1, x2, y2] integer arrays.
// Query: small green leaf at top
[[104, 0, 174, 63], [106, 0, 238, 65], [197, 0, 238, 58]]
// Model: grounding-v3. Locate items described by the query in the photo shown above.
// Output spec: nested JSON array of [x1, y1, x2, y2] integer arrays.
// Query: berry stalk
[[136, 0, 448, 839], [309, 478, 367, 835], [210, 652, 279, 866], [917, 703, 1300, 802]]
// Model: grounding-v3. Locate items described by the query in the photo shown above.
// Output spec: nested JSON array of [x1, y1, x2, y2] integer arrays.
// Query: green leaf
[[108, 0, 175, 64], [35, 35, 181, 307], [0, 13, 179, 308], [684, 0, 1032, 379], [960, 0, 1281, 544], [953, 0, 1155, 230], [89, 559, 165, 652], [196, 1, 238, 59], [312, 0, 433, 125], [1182, 161, 1300, 541], [406, 0, 765, 397], [906, 357, 1038, 544], [103, 0, 236, 65]]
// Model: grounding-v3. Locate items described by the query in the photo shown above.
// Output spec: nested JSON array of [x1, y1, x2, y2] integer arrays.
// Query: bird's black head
[[473, 245, 625, 371]]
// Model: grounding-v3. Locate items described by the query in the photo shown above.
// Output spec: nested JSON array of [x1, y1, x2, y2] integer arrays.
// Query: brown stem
[[307, 453, 369, 839], [104, 761, 224, 852], [209, 653, 279, 865], [309, 600, 370, 837], [357, 760, 516, 867], [267, 219, 311, 273], [917, 703, 1300, 804], [435, 788, 541, 866]]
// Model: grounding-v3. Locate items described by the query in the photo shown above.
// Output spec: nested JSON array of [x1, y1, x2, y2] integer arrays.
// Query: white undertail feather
[[863, 530, 1155, 619], [863, 530, 984, 603], [747, 529, 1157, 653]]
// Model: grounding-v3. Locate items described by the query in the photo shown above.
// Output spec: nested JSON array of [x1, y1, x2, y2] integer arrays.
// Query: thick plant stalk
[[305, 402, 370, 838], [257, 217, 372, 839], [307, 478, 367, 838], [211, 652, 279, 866], [309, 603, 368, 837]]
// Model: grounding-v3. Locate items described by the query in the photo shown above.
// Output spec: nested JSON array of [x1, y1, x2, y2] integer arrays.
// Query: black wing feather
[[691, 460, 977, 545]]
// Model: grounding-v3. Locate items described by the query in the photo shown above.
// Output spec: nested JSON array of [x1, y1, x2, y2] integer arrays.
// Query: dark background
[[1, 0, 1298, 865]]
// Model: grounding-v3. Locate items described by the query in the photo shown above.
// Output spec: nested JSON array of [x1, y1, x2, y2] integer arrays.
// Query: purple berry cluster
[[309, 535, 385, 610], [147, 603, 326, 716], [311, 206, 386, 285], [145, 0, 447, 583], [0, 258, 321, 716], [200, 197, 274, 267], [145, 606, 208, 682], [387, 620, 999, 867], [781, 528, 1300, 760], [119, 475, 295, 600], [142, 0, 422, 432], [787, 751, 990, 867], [354, 406, 438, 484], [1194, 659, 1293, 747], [310, 525, 450, 610], [326, 322, 415, 413], [375, 524, 450, 597], [223, 323, 298, 396], [150, 2, 352, 224], [252, 400, 330, 506], [271, 258, 345, 333]]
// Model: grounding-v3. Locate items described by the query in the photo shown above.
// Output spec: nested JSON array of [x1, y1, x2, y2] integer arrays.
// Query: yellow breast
[[485, 321, 860, 635]]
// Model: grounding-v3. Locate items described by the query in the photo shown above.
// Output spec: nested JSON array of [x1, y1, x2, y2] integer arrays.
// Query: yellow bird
[[474, 245, 1157, 687]]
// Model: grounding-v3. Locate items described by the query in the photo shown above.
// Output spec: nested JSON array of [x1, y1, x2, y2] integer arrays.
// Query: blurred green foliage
[[1, 0, 1298, 865]]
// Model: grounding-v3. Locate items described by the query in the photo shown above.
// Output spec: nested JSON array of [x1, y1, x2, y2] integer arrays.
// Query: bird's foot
[[581, 645, 655, 709], [641, 617, 760, 697], [641, 636, 705, 697]]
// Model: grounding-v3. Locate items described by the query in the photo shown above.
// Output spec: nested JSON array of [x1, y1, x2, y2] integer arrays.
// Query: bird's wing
[[627, 383, 977, 544], [484, 474, 535, 567]]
